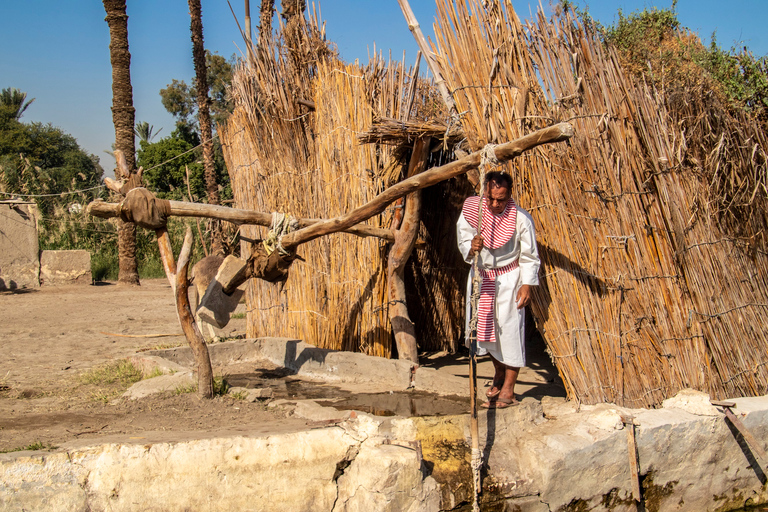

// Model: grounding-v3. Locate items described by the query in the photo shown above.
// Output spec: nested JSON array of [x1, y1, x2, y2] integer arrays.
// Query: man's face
[[485, 183, 510, 215]]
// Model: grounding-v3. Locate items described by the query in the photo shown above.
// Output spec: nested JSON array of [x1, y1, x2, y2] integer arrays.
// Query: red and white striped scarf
[[462, 196, 518, 344], [461, 196, 517, 248]]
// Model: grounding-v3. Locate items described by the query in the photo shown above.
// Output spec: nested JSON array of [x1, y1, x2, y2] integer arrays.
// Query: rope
[[468, 144, 498, 345], [262, 212, 298, 256], [0, 184, 105, 198], [467, 142, 498, 512]]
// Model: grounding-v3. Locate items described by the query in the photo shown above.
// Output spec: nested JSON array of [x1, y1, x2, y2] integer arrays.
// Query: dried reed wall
[[431, 0, 768, 406], [220, 22, 468, 357]]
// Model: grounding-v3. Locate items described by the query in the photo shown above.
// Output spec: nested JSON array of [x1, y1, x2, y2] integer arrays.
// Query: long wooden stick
[[281, 122, 574, 250], [397, 0, 458, 117], [467, 174, 487, 512], [88, 199, 395, 241], [715, 402, 768, 464], [622, 415, 642, 503]]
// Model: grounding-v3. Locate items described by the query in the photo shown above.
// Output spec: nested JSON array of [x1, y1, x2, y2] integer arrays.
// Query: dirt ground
[[0, 278, 565, 454], [0, 279, 314, 453]]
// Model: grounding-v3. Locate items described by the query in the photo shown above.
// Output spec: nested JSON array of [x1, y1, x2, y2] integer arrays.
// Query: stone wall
[[0, 202, 92, 289]]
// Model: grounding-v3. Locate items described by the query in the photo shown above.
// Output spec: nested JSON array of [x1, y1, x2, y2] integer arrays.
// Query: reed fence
[[430, 0, 768, 406], [220, 1, 767, 406]]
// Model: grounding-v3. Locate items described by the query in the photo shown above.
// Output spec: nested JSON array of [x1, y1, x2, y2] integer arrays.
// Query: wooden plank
[[622, 416, 642, 502], [722, 406, 768, 463]]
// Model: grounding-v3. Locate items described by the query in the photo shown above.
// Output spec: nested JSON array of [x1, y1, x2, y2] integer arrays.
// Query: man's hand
[[469, 235, 484, 257], [516, 284, 532, 309]]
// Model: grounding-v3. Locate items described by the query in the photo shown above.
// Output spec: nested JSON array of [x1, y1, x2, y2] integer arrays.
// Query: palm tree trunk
[[188, 0, 223, 256], [103, 0, 140, 286]]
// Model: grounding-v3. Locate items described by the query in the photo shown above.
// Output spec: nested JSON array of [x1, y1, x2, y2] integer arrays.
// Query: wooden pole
[[397, 0, 458, 117], [87, 199, 396, 242], [468, 190, 485, 512], [155, 228, 177, 290], [622, 415, 642, 504], [713, 401, 768, 465], [175, 226, 215, 398]]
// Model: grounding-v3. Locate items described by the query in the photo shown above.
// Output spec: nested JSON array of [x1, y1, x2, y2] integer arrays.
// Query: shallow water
[[223, 371, 470, 417]]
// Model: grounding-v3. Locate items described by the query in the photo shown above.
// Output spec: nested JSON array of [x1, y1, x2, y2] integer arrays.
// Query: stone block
[[197, 255, 245, 328], [40, 250, 92, 285]]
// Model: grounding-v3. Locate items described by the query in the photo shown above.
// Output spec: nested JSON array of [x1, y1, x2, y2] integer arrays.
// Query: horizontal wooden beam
[[87, 199, 395, 242], [281, 122, 575, 250]]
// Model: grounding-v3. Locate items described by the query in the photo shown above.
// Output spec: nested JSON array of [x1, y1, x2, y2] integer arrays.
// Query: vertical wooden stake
[[156, 228, 177, 291], [622, 415, 642, 503], [387, 137, 430, 363]]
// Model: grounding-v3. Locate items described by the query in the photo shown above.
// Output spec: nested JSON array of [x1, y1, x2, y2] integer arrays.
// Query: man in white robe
[[456, 171, 540, 407]]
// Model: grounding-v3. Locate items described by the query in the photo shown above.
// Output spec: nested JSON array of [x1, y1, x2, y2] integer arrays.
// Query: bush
[[589, 1, 768, 125]]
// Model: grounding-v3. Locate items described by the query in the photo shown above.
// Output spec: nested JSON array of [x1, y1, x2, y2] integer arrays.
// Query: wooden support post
[[621, 415, 642, 504], [175, 227, 215, 398], [713, 400, 768, 466], [155, 228, 177, 291], [387, 137, 430, 363]]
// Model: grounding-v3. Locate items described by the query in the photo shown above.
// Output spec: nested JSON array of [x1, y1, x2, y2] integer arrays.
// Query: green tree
[[0, 99, 103, 213], [136, 127, 231, 203], [159, 51, 234, 130], [597, 2, 768, 123]]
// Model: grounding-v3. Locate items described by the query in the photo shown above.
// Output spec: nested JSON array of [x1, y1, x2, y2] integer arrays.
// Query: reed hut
[[219, 2, 768, 408]]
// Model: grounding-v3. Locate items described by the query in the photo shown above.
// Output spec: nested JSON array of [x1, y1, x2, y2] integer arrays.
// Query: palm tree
[[188, 0, 223, 256], [103, 0, 140, 286], [135, 121, 162, 143], [0, 88, 35, 120]]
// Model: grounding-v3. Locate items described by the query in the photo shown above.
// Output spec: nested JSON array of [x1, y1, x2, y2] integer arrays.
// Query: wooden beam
[[281, 122, 574, 250], [87, 198, 396, 241], [717, 403, 768, 464]]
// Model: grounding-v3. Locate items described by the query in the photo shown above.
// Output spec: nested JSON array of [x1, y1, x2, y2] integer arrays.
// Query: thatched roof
[[220, 1, 768, 407]]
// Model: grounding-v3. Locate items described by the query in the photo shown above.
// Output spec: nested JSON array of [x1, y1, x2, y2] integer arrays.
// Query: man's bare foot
[[486, 382, 503, 398]]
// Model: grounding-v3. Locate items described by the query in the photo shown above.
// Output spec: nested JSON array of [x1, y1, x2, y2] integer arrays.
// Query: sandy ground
[[0, 279, 564, 453]]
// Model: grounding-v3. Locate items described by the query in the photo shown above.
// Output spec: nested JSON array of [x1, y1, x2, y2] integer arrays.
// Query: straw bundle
[[430, 0, 768, 406]]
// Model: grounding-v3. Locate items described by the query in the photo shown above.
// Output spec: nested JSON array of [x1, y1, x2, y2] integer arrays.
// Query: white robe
[[456, 200, 540, 367]]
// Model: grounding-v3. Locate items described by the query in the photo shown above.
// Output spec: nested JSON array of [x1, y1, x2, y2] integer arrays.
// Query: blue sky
[[1, 1, 766, 176]]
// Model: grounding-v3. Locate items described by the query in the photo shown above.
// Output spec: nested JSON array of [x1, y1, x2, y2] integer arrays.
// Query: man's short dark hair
[[484, 171, 512, 190]]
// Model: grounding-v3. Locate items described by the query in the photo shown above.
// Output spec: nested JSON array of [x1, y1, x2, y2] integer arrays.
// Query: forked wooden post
[[155, 225, 214, 398], [387, 137, 431, 363], [175, 227, 215, 398]]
